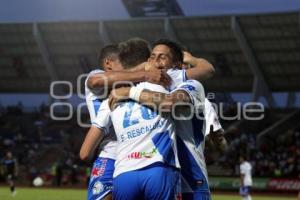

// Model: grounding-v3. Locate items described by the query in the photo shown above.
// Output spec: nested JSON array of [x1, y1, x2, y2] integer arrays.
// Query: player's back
[[111, 82, 180, 178]]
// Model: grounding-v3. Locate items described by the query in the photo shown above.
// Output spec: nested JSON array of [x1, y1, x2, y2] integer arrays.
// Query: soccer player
[[109, 39, 227, 200], [2, 151, 18, 196], [80, 44, 121, 200], [240, 155, 253, 200], [92, 38, 205, 200], [81, 38, 216, 200], [80, 44, 167, 200]]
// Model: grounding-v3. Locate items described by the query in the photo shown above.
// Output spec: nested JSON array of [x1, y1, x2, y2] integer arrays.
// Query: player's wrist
[[129, 87, 143, 102]]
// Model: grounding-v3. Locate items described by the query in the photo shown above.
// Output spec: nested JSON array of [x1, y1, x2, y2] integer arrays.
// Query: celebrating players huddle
[[79, 38, 227, 200]]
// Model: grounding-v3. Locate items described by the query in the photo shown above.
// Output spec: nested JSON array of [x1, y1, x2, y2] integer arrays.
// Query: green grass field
[[0, 187, 296, 200]]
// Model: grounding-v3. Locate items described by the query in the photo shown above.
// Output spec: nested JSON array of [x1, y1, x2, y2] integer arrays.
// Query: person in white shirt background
[[240, 155, 253, 200]]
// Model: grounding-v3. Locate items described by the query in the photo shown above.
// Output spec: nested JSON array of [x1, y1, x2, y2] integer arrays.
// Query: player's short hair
[[151, 39, 184, 64], [97, 44, 120, 67], [240, 154, 248, 161], [118, 38, 151, 69]]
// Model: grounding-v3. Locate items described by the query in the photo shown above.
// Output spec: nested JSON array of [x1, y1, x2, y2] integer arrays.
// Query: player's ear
[[104, 58, 112, 71]]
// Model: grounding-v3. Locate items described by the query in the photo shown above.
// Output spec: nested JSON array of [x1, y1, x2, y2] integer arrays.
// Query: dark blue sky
[[0, 0, 299, 22]]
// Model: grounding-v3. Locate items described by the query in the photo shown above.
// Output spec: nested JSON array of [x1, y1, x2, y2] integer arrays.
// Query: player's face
[[110, 59, 123, 71], [6, 152, 12, 159], [104, 58, 123, 71], [148, 45, 173, 71]]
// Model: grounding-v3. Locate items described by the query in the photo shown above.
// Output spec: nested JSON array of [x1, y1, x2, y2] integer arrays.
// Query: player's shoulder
[[181, 79, 203, 88], [87, 68, 104, 77], [176, 80, 204, 95], [241, 161, 251, 168], [246, 161, 252, 167]]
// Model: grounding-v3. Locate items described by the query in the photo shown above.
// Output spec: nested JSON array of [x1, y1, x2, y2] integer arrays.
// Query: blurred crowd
[[210, 116, 300, 178], [0, 103, 89, 186], [0, 103, 299, 186]]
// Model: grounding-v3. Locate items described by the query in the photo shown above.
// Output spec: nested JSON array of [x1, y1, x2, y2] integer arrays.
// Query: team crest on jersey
[[92, 181, 104, 195]]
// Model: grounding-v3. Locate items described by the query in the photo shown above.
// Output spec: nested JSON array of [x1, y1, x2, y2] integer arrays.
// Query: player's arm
[[207, 125, 228, 152], [79, 126, 106, 161], [79, 101, 112, 161], [87, 63, 171, 90], [108, 80, 205, 115], [108, 87, 191, 113], [184, 51, 215, 81]]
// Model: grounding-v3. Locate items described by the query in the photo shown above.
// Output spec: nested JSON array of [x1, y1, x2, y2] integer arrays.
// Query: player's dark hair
[[97, 44, 120, 67], [240, 154, 248, 161], [118, 38, 150, 69], [151, 39, 184, 64]]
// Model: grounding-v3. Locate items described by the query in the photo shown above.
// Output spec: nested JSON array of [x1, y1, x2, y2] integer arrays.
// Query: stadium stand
[[0, 12, 299, 94]]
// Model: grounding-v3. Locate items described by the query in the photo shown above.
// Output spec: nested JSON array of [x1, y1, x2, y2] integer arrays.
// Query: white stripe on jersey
[[85, 69, 117, 160]]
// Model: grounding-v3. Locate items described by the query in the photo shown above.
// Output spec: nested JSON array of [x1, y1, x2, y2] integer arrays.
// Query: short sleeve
[[85, 69, 106, 96], [204, 99, 223, 136], [173, 79, 205, 107], [92, 100, 112, 135]]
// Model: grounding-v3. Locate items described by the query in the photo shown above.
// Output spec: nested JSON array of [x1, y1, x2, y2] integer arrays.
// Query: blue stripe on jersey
[[191, 115, 204, 147], [152, 131, 175, 166], [176, 136, 209, 192], [123, 101, 140, 128], [93, 99, 102, 115]]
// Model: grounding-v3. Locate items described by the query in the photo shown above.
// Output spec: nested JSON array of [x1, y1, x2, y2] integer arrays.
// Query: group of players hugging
[[79, 37, 229, 200]]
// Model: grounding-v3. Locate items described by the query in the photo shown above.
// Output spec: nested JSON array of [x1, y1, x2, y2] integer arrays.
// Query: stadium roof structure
[[0, 12, 299, 98]]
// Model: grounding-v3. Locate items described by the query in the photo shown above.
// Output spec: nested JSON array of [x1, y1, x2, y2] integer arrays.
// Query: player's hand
[[145, 68, 171, 88], [109, 87, 131, 110], [209, 125, 227, 152], [183, 51, 194, 64]]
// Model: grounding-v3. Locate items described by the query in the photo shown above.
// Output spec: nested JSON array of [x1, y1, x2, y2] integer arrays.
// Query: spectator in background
[[239, 155, 253, 200], [2, 151, 18, 196]]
